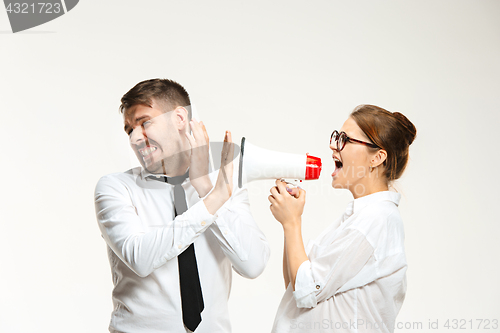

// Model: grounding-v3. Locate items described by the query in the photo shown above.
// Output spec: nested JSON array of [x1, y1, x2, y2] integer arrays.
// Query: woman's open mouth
[[332, 157, 343, 177]]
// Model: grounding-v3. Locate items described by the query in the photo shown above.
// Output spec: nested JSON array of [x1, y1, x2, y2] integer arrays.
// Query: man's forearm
[[193, 175, 213, 198], [203, 192, 227, 215]]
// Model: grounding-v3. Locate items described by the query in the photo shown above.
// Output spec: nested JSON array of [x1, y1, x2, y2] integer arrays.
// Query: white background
[[1, 1, 499, 332]]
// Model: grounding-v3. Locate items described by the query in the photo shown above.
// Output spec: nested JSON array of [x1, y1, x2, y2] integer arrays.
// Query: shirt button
[[178, 244, 182, 249], [201, 221, 206, 226], [316, 285, 320, 290]]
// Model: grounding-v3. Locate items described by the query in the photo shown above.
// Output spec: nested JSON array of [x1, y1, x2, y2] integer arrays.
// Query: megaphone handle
[[238, 137, 246, 188], [279, 178, 301, 187]]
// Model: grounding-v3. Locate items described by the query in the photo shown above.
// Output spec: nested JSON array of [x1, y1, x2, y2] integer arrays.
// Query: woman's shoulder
[[355, 198, 402, 226], [350, 199, 404, 252]]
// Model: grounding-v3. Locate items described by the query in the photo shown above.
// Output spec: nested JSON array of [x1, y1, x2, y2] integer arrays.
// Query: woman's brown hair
[[350, 105, 417, 182]]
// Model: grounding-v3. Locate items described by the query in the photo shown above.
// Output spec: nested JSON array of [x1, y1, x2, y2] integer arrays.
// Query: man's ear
[[174, 106, 189, 131], [371, 149, 387, 168]]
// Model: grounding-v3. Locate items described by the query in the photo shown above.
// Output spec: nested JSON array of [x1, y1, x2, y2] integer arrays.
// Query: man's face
[[123, 100, 189, 175]]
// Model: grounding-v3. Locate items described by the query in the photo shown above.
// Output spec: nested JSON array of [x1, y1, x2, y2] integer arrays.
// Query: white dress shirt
[[94, 166, 270, 333], [272, 191, 407, 333]]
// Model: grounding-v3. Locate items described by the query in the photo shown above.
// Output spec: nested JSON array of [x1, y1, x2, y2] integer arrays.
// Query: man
[[94, 79, 270, 333]]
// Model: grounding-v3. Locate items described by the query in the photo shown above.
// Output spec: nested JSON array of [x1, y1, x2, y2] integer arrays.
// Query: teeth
[[140, 146, 157, 156]]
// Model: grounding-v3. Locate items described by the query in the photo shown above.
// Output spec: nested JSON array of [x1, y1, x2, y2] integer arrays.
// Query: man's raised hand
[[185, 119, 213, 197], [203, 131, 234, 215]]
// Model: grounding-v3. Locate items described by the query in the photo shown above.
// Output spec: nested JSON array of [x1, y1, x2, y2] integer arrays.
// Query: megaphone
[[238, 137, 322, 188]]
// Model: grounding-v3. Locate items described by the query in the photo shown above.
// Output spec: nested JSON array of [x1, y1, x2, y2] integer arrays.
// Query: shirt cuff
[[292, 260, 319, 308], [163, 200, 217, 262], [187, 200, 217, 232]]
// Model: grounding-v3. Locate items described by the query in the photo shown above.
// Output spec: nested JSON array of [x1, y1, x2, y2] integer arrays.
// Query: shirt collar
[[140, 168, 190, 185], [344, 191, 401, 217]]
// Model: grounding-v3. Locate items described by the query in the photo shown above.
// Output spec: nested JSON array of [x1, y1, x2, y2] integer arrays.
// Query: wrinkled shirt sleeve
[[292, 228, 374, 308], [94, 175, 217, 278], [207, 185, 270, 279]]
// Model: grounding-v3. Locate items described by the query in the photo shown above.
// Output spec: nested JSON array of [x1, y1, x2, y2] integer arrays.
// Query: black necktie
[[160, 171, 204, 332]]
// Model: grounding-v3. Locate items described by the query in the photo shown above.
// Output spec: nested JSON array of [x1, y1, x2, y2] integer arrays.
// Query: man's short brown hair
[[120, 79, 191, 117]]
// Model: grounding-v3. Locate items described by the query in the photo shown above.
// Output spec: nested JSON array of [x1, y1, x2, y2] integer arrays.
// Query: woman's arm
[[283, 222, 308, 289], [269, 180, 308, 290], [283, 239, 290, 289]]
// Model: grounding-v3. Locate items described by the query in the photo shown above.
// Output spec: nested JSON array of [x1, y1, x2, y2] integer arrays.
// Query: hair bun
[[393, 112, 417, 145]]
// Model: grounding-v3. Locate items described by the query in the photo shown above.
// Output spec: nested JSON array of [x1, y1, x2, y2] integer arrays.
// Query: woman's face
[[330, 117, 376, 196]]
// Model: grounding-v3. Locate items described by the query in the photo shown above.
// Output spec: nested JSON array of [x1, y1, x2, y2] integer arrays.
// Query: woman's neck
[[350, 180, 389, 199]]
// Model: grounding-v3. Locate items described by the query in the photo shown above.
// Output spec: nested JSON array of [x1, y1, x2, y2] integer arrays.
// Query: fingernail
[[286, 188, 293, 192]]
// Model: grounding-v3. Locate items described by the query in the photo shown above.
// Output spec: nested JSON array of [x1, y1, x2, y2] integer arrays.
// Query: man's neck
[[155, 159, 190, 177]]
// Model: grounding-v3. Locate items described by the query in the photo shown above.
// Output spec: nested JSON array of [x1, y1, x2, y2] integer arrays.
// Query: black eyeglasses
[[330, 130, 380, 151]]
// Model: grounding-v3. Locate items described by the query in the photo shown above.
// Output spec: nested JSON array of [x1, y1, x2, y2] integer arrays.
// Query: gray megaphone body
[[237, 137, 322, 188]]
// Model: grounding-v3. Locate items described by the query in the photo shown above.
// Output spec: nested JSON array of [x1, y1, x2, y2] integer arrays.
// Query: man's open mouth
[[139, 146, 157, 157]]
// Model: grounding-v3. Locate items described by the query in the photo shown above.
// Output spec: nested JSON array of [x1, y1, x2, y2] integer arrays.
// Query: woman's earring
[[369, 166, 374, 172]]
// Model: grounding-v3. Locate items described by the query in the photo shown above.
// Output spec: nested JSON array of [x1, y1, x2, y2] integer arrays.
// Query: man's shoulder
[[96, 167, 143, 189]]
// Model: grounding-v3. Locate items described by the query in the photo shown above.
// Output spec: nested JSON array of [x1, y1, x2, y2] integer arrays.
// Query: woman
[[269, 105, 416, 333]]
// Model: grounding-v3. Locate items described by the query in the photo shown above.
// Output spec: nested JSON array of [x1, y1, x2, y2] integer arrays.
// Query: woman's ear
[[371, 149, 387, 168]]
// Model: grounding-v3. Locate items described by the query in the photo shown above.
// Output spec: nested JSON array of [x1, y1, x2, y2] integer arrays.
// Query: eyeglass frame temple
[[330, 130, 380, 150]]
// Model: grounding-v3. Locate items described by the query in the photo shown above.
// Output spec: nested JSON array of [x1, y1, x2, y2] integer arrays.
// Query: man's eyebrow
[[135, 115, 150, 122], [124, 115, 151, 133]]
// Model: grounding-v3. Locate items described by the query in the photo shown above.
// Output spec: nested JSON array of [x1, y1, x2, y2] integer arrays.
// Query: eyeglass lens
[[330, 131, 346, 151]]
